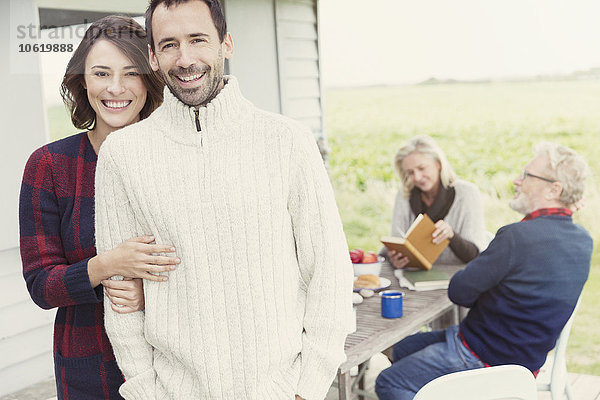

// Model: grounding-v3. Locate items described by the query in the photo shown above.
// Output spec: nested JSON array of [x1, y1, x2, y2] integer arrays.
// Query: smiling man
[[147, 0, 231, 108], [375, 142, 593, 400], [93, 1, 354, 399]]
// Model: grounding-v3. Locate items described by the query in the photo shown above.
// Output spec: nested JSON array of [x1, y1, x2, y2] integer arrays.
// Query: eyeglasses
[[519, 170, 556, 183]]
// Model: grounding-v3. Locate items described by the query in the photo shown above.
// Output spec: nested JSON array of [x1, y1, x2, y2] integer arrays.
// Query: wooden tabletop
[[339, 262, 465, 374]]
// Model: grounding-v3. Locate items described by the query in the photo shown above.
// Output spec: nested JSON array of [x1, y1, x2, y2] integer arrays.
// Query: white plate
[[353, 277, 392, 292]]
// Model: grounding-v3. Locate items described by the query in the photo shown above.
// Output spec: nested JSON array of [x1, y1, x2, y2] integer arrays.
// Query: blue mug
[[381, 290, 403, 319]]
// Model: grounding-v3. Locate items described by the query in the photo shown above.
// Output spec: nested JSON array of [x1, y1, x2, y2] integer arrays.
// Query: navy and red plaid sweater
[[19, 132, 124, 400]]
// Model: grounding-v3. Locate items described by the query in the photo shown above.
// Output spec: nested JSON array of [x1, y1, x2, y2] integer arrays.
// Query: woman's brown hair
[[60, 15, 164, 130]]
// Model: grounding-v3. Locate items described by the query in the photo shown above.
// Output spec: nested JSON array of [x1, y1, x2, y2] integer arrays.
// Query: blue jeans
[[375, 325, 485, 400]]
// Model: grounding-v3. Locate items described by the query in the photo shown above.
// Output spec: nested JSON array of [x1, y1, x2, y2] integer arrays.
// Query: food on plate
[[353, 274, 381, 289], [349, 248, 378, 264]]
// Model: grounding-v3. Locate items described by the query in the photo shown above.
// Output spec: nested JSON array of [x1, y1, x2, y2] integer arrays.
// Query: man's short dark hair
[[145, 0, 227, 51]]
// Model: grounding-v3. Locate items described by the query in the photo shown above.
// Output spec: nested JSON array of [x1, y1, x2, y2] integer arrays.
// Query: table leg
[[337, 370, 352, 400], [358, 361, 367, 400]]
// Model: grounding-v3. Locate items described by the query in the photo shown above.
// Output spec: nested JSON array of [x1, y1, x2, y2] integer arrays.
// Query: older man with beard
[[93, 1, 353, 399], [375, 142, 593, 400]]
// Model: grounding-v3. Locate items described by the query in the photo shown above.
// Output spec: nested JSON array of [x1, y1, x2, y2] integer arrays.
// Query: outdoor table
[[337, 262, 465, 400]]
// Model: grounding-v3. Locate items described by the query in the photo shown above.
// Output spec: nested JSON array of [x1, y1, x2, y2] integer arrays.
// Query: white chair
[[413, 365, 537, 400], [537, 297, 582, 400]]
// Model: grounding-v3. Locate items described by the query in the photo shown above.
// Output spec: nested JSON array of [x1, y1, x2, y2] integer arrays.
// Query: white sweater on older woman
[[95, 76, 353, 400]]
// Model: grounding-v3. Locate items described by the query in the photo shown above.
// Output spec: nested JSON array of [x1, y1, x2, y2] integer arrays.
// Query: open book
[[381, 213, 449, 270]]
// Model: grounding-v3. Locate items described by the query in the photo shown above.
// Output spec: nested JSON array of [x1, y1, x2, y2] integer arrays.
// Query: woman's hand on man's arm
[[88, 235, 180, 287]]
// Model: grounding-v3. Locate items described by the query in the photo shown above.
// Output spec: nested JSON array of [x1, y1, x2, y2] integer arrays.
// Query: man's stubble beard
[[159, 50, 226, 107], [161, 68, 224, 107]]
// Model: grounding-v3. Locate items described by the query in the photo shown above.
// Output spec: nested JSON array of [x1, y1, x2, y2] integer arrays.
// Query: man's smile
[[175, 72, 205, 85]]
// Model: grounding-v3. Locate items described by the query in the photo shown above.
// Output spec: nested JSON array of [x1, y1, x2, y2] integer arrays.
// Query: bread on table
[[353, 274, 381, 289]]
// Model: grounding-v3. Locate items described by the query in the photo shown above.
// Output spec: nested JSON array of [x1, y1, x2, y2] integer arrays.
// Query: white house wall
[[275, 0, 325, 142], [226, 0, 326, 151], [224, 0, 282, 114], [35, 0, 148, 14], [1, 1, 55, 396]]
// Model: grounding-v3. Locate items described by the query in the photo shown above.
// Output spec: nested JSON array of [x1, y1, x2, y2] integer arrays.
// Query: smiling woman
[[381, 135, 489, 268], [82, 40, 148, 145], [19, 16, 176, 400], [60, 16, 164, 153]]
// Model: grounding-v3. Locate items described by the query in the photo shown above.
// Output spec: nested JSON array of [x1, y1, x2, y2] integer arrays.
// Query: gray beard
[[509, 197, 530, 215]]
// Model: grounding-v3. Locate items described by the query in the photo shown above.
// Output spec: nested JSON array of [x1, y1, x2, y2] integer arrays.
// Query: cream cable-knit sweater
[[95, 76, 354, 400]]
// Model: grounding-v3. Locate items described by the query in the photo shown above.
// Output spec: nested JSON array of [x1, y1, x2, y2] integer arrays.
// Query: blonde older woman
[[385, 135, 488, 268]]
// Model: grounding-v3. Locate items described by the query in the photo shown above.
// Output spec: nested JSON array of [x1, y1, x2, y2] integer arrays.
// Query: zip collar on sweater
[[152, 75, 252, 147]]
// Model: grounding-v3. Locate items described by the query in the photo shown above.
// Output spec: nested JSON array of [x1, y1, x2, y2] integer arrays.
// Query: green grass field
[[325, 80, 600, 375], [48, 79, 600, 375]]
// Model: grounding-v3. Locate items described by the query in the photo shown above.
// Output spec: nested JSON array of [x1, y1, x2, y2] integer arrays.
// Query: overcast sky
[[41, 1, 600, 104], [319, 0, 600, 87]]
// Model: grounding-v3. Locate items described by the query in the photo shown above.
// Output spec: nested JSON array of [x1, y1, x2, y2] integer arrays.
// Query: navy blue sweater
[[448, 215, 592, 371]]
